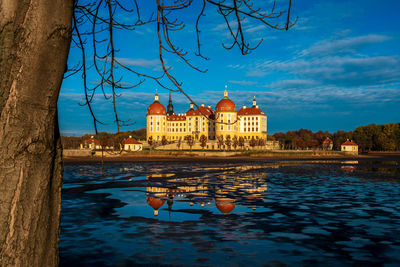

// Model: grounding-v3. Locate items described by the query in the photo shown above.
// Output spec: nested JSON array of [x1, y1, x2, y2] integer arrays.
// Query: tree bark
[[0, 1, 73, 266]]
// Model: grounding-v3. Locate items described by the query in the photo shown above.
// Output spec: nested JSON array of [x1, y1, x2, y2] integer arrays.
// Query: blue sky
[[59, 0, 400, 136]]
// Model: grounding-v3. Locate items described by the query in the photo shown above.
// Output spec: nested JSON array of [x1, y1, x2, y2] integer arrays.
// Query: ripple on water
[[60, 160, 400, 266]]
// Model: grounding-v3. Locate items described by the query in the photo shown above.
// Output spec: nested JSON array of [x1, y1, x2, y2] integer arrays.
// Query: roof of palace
[[167, 114, 186, 121], [237, 106, 265, 116], [323, 137, 333, 145], [186, 106, 215, 116]]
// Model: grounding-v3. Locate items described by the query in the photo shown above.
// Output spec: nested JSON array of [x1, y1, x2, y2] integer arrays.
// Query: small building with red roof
[[322, 137, 333, 150], [121, 136, 142, 151], [341, 139, 358, 154], [80, 135, 102, 150]]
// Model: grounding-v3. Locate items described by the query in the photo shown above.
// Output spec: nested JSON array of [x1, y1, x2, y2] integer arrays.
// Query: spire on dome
[[154, 90, 159, 102], [224, 85, 228, 99], [252, 96, 256, 107]]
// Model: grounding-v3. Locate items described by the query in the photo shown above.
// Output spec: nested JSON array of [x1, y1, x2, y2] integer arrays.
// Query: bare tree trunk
[[0, 1, 73, 266]]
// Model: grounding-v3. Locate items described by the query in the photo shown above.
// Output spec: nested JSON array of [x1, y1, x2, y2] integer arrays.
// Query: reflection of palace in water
[[145, 172, 267, 216]]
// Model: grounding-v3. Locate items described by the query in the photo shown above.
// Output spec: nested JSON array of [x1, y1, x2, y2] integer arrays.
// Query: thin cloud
[[228, 80, 258, 86], [116, 57, 160, 68], [245, 25, 266, 33], [246, 69, 267, 77], [301, 34, 391, 56]]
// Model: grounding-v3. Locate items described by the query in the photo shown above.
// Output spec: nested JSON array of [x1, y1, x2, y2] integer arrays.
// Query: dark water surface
[[60, 160, 400, 266]]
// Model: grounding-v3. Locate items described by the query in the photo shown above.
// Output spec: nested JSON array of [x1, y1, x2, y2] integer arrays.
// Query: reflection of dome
[[147, 102, 166, 115], [216, 99, 236, 113], [147, 197, 165, 216], [215, 199, 236, 214]]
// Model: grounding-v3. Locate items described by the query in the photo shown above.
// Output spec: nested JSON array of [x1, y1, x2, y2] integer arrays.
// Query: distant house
[[341, 139, 358, 154], [80, 136, 101, 150], [122, 136, 142, 151], [322, 137, 333, 150]]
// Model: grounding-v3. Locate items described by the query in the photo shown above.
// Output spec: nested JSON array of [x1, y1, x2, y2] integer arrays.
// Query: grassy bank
[[62, 149, 374, 163]]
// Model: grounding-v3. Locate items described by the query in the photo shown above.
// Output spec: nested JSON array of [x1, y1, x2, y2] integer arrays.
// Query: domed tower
[[215, 86, 237, 140], [146, 92, 167, 142]]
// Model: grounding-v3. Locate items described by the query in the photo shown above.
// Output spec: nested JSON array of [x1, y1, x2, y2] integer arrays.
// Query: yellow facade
[[146, 89, 267, 143], [236, 114, 267, 140], [215, 112, 237, 140]]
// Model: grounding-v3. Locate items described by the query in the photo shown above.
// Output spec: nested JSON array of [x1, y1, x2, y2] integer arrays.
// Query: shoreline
[[63, 151, 400, 163]]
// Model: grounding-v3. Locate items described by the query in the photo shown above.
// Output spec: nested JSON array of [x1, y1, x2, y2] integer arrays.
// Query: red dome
[[147, 197, 165, 210], [215, 199, 236, 214], [216, 99, 236, 112], [147, 102, 166, 115]]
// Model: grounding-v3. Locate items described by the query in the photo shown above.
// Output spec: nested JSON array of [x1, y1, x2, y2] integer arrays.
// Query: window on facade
[[221, 125, 224, 130], [256, 128, 258, 131]]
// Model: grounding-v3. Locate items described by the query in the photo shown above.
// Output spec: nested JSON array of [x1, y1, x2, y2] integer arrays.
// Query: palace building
[[146, 87, 268, 142]]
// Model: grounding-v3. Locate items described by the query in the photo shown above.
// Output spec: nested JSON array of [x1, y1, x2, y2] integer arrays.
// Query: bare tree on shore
[[0, 0, 295, 264]]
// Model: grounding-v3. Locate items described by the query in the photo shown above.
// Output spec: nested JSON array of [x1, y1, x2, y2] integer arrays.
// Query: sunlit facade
[[146, 87, 268, 142]]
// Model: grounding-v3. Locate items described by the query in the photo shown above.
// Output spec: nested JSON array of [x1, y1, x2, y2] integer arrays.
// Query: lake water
[[60, 159, 400, 266]]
